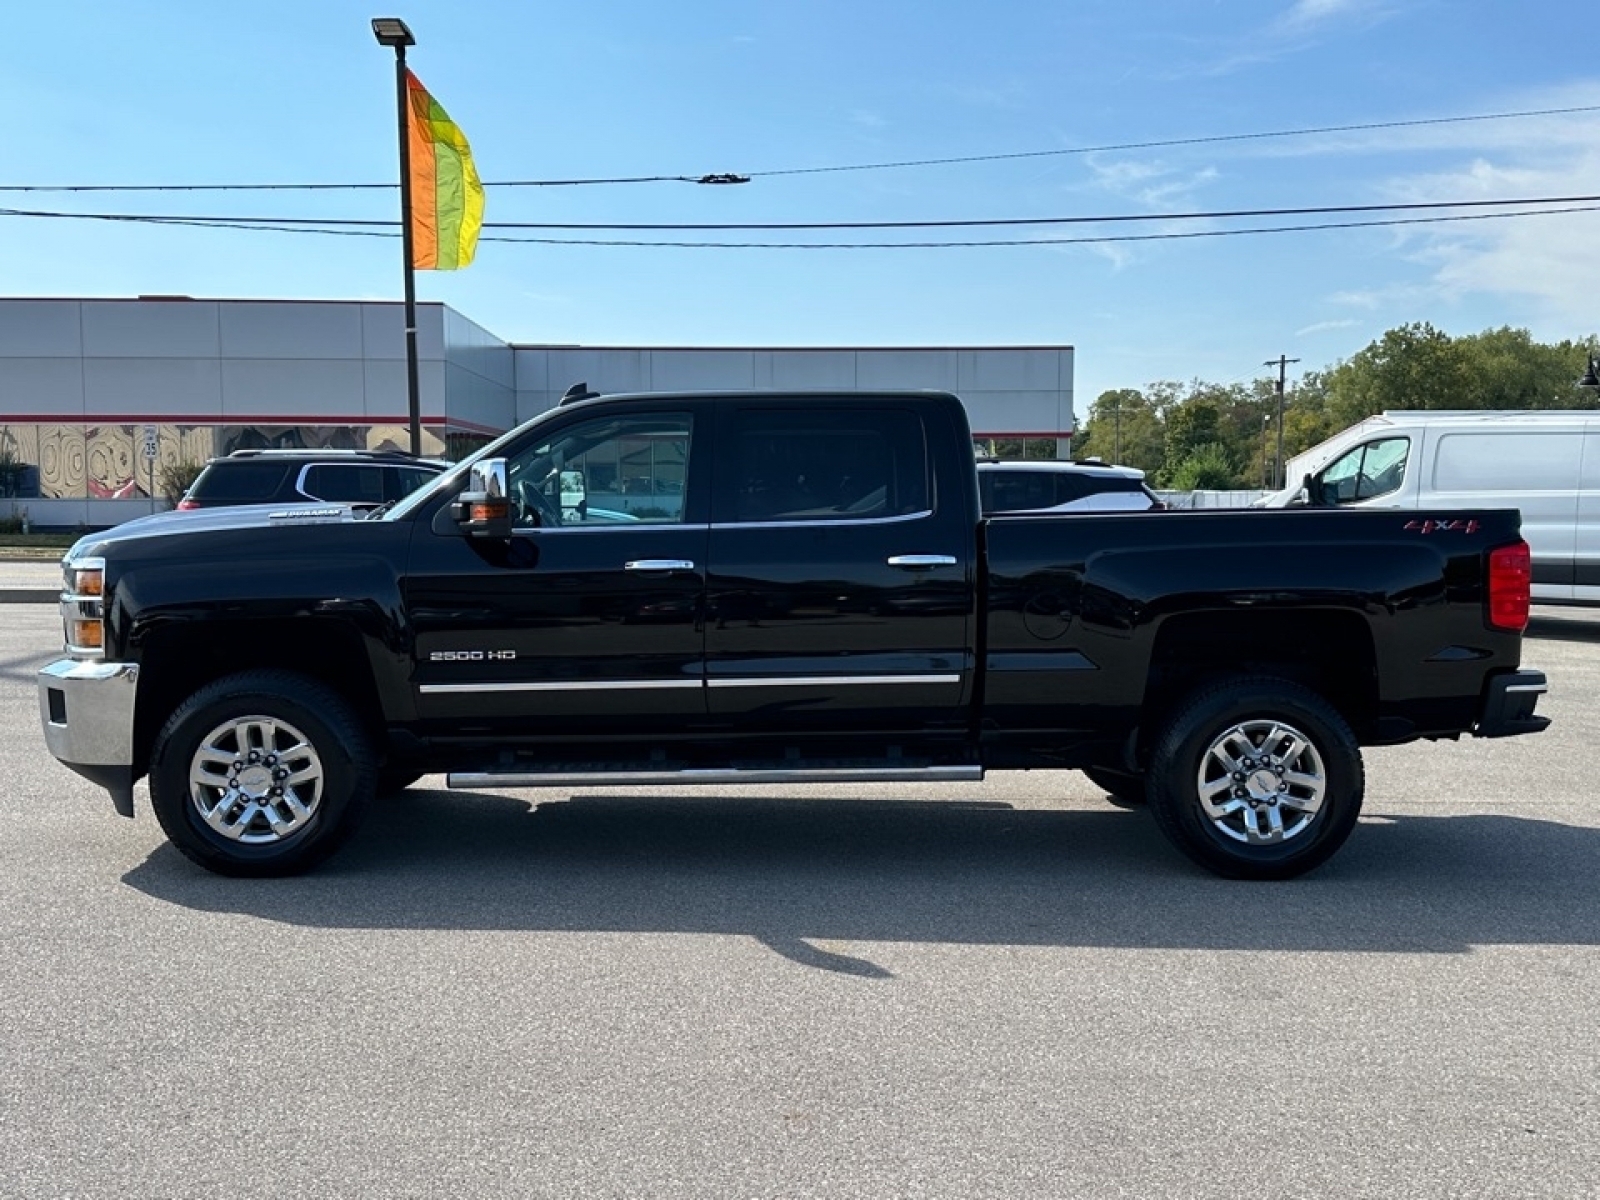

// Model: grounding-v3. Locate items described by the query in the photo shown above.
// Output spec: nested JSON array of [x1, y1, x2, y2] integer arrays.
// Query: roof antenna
[[560, 381, 601, 406]]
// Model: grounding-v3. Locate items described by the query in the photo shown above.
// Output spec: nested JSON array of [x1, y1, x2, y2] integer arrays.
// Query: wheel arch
[[1138, 607, 1378, 762], [133, 618, 387, 777]]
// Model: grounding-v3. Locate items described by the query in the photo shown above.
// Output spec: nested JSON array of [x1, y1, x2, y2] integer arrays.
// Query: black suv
[[976, 457, 1164, 514], [177, 450, 448, 513]]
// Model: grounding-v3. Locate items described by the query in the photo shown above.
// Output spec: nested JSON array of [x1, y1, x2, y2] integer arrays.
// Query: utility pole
[[1265, 355, 1300, 488]]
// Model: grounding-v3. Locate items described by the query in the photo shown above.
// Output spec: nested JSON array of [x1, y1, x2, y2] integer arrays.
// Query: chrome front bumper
[[38, 658, 140, 816]]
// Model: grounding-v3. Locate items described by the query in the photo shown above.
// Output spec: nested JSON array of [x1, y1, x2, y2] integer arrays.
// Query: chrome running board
[[447, 765, 984, 789]]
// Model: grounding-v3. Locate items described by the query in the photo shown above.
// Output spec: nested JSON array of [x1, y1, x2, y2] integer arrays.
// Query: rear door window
[[983, 471, 1057, 512], [192, 461, 293, 501], [722, 407, 929, 523], [301, 464, 387, 506]]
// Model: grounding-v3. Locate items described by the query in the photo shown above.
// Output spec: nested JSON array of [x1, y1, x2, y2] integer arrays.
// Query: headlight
[[61, 558, 107, 659]]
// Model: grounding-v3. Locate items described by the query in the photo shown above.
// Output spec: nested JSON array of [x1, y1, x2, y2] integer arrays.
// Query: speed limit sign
[[142, 425, 159, 460]]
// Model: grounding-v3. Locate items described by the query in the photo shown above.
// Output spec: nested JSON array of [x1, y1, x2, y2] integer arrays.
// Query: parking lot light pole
[[1261, 413, 1272, 489], [372, 16, 423, 457]]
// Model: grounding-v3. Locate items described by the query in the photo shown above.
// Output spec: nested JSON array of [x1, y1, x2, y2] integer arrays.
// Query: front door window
[[506, 414, 692, 527], [1318, 437, 1409, 504]]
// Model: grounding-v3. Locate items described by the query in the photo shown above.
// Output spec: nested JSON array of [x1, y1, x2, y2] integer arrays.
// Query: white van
[[1257, 409, 1600, 605]]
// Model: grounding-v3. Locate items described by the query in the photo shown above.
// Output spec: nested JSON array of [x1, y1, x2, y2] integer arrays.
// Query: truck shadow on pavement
[[120, 789, 1600, 970]]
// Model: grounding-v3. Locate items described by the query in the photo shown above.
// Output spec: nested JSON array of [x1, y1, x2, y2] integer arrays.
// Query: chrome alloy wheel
[[1196, 719, 1326, 845], [187, 715, 325, 844]]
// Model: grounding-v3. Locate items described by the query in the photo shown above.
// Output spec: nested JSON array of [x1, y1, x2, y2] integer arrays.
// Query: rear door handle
[[625, 559, 697, 572], [887, 554, 958, 569]]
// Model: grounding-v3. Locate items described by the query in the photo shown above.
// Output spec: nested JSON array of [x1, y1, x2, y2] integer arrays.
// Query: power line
[[3, 199, 1595, 249], [0, 173, 749, 194], [486, 194, 1600, 231], [745, 104, 1600, 179], [475, 205, 1600, 248], [1, 103, 1595, 195], [4, 192, 1598, 234]]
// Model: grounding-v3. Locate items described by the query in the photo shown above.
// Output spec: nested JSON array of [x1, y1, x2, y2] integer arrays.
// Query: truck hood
[[65, 503, 361, 562]]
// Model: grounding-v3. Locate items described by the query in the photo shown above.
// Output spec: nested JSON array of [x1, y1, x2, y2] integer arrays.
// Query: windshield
[[377, 420, 538, 522]]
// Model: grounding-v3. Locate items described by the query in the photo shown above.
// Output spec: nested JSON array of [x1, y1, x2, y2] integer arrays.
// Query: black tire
[[1082, 765, 1146, 807], [148, 670, 376, 877], [1146, 676, 1363, 880]]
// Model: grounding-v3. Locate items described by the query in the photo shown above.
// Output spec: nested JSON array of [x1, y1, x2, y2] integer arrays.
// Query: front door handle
[[625, 559, 697, 572], [887, 554, 958, 569]]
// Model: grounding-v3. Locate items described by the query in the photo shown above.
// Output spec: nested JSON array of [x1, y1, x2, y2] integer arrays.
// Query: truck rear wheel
[[148, 670, 376, 877], [1146, 676, 1363, 880]]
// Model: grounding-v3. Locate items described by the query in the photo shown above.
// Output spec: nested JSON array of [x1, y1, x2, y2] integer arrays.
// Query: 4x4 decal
[[1405, 518, 1481, 534]]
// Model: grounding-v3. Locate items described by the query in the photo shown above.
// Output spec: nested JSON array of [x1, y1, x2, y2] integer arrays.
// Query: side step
[[448, 765, 985, 789]]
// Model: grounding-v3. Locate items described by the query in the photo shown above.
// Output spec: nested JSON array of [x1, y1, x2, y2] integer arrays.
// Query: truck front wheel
[[148, 670, 376, 877], [1146, 677, 1363, 880]]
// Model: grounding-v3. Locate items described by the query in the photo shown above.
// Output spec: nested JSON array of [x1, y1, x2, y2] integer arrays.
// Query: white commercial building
[[0, 297, 1073, 526]]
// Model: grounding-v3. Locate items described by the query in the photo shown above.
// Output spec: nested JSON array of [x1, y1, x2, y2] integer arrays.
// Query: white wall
[[510, 345, 1075, 442]]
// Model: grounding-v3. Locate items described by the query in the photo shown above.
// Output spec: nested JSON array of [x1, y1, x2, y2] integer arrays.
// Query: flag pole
[[373, 18, 423, 457]]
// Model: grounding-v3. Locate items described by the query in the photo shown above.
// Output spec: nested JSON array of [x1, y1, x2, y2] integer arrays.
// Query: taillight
[[1487, 541, 1531, 632]]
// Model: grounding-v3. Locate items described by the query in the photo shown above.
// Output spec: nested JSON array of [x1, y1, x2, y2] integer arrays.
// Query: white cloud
[[1277, 0, 1382, 32], [1296, 318, 1361, 336], [1366, 85, 1600, 334], [1192, 0, 1401, 76], [1085, 157, 1219, 208]]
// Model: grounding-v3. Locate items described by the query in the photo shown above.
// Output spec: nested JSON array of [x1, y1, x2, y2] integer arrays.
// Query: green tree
[[1458, 326, 1592, 409], [1074, 388, 1164, 473], [1322, 322, 1596, 422], [1163, 398, 1223, 471]]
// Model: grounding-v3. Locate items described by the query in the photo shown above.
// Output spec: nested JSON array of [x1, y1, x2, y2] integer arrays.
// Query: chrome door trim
[[706, 674, 961, 689], [420, 679, 703, 695], [421, 673, 961, 695]]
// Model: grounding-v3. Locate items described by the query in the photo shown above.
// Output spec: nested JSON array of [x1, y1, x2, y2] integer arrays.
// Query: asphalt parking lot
[[2, 598, 1597, 1199]]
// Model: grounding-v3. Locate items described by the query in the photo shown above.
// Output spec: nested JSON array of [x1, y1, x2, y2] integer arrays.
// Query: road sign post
[[143, 425, 159, 513]]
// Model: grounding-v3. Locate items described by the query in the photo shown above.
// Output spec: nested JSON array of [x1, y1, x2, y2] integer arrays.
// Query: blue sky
[[4, 0, 1599, 417]]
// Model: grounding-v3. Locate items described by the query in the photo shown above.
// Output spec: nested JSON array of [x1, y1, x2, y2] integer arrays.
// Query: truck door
[[703, 400, 974, 730], [405, 403, 709, 735]]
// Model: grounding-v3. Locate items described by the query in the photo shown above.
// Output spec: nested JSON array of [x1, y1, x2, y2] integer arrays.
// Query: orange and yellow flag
[[404, 70, 484, 270]]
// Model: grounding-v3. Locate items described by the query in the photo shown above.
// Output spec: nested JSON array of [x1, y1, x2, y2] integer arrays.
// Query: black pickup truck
[[38, 389, 1548, 880]]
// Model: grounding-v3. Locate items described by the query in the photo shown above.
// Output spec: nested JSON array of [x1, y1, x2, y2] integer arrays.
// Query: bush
[[1164, 443, 1240, 491], [158, 459, 206, 506]]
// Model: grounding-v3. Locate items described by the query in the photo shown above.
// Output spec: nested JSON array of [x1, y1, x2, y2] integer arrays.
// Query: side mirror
[[452, 458, 512, 539], [1299, 473, 1321, 507]]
